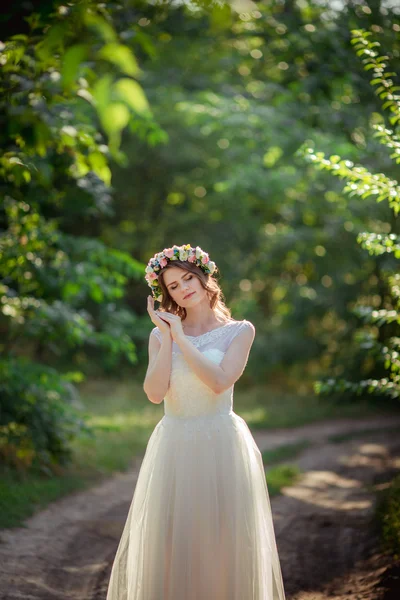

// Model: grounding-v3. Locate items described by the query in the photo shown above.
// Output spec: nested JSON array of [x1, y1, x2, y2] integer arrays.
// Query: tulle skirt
[[106, 411, 286, 600]]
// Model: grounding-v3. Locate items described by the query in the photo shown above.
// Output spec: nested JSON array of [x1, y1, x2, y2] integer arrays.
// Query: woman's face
[[162, 266, 205, 307]]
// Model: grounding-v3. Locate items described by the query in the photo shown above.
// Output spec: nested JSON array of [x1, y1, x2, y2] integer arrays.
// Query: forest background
[[1, 0, 399, 551]]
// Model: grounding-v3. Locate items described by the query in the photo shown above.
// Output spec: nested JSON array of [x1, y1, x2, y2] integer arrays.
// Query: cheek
[[193, 280, 205, 294]]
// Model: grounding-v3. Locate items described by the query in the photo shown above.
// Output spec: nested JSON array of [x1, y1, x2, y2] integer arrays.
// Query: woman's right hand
[[147, 296, 171, 336]]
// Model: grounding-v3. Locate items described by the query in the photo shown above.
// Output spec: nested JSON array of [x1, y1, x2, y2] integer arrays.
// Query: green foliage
[[297, 150, 400, 213], [261, 440, 310, 465], [0, 376, 161, 528], [0, 465, 89, 529], [375, 474, 400, 559], [0, 2, 165, 472], [107, 1, 400, 388], [4, 1, 400, 474], [265, 464, 301, 497], [298, 28, 400, 402], [0, 356, 89, 474]]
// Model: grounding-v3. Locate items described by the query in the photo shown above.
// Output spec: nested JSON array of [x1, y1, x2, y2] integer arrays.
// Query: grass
[[234, 383, 390, 430], [70, 378, 163, 475], [261, 440, 311, 465], [375, 474, 400, 560], [260, 440, 308, 497], [265, 464, 302, 496], [0, 467, 89, 529], [0, 376, 392, 529], [0, 379, 162, 529]]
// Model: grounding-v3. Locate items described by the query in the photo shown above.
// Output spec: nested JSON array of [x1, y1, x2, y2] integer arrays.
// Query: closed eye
[[171, 275, 193, 290]]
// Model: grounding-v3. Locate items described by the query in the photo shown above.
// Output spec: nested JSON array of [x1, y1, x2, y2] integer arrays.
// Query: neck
[[182, 297, 220, 329]]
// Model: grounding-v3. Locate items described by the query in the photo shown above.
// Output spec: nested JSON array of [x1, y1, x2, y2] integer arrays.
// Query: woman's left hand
[[155, 311, 185, 343]]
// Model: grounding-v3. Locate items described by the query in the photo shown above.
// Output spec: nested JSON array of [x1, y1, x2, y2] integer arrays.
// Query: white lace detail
[[148, 320, 253, 418], [151, 319, 250, 346], [183, 320, 239, 346], [165, 347, 231, 418]]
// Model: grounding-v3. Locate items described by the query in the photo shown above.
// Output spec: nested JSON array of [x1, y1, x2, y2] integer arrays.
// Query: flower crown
[[145, 244, 217, 302]]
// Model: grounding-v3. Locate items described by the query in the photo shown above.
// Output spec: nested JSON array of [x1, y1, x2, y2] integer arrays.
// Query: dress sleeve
[[231, 319, 255, 341], [219, 320, 255, 353], [150, 326, 162, 342]]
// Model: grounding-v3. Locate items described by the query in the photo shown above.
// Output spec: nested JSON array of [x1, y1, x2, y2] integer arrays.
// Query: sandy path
[[1, 414, 400, 600]]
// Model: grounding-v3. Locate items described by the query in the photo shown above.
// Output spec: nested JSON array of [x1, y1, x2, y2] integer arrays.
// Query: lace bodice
[[150, 320, 253, 419]]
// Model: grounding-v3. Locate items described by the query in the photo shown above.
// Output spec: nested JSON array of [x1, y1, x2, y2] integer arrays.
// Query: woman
[[106, 243, 286, 600]]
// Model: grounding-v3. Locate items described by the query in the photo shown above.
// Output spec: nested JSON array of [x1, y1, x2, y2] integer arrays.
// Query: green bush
[[298, 28, 400, 403], [0, 357, 91, 474], [0, 2, 161, 473], [376, 474, 400, 559]]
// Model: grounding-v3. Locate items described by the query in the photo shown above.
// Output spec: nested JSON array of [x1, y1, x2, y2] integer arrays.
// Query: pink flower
[[149, 272, 158, 280], [160, 257, 168, 267], [201, 254, 209, 264], [188, 254, 196, 263], [164, 248, 174, 258]]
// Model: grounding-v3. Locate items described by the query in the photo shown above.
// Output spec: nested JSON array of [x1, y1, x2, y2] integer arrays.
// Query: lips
[[184, 292, 195, 299]]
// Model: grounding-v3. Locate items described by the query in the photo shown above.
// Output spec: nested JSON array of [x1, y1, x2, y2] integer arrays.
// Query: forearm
[[175, 335, 224, 394], [144, 334, 173, 403]]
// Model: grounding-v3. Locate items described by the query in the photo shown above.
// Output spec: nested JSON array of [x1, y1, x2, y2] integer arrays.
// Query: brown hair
[[156, 260, 232, 323]]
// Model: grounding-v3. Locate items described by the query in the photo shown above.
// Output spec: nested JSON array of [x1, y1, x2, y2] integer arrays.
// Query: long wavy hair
[[156, 260, 232, 323]]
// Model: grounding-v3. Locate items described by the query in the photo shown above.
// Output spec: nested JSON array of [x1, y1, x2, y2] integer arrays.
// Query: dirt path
[[1, 414, 400, 600]]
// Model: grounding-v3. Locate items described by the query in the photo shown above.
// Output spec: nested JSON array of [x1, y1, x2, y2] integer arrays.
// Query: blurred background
[[0, 0, 399, 596]]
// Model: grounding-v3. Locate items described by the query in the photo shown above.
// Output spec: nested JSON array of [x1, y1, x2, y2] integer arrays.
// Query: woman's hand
[[155, 311, 185, 344], [147, 296, 171, 336]]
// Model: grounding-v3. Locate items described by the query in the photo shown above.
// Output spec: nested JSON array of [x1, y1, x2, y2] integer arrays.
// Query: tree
[[298, 28, 400, 402], [0, 1, 166, 472]]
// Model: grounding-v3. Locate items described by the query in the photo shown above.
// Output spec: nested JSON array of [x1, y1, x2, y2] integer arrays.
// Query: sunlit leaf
[[93, 75, 112, 111], [100, 102, 130, 135], [61, 44, 87, 89], [114, 78, 149, 115], [97, 43, 139, 76], [84, 13, 116, 43]]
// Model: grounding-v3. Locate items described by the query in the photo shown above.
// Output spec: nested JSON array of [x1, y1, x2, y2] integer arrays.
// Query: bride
[[106, 243, 286, 600]]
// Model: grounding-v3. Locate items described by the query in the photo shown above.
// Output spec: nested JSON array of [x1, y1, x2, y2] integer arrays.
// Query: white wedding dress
[[106, 319, 286, 600]]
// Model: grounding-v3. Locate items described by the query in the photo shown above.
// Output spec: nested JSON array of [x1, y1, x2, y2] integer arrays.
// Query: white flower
[[145, 265, 154, 274], [195, 246, 203, 259], [208, 261, 216, 274], [179, 249, 189, 261]]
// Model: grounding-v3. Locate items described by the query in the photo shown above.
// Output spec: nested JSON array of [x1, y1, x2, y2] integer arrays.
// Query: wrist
[[175, 333, 188, 346]]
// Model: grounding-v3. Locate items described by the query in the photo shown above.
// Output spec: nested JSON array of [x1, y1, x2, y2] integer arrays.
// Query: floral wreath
[[145, 244, 217, 302]]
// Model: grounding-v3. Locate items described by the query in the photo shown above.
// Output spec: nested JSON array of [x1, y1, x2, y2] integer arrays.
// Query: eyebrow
[[166, 273, 191, 288]]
